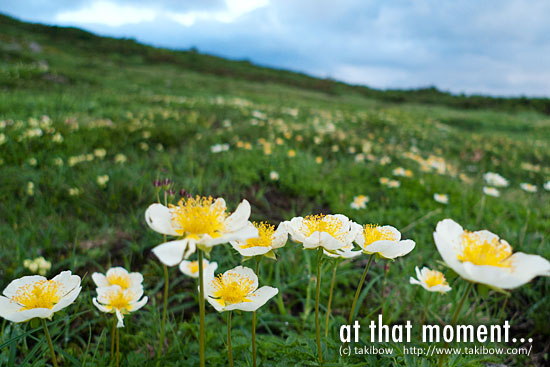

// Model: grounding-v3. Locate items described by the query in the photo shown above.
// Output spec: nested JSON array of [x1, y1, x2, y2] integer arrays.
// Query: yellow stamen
[[242, 222, 274, 249], [362, 224, 397, 246], [424, 270, 448, 288], [12, 280, 61, 310], [188, 261, 200, 274], [169, 196, 226, 239], [457, 231, 512, 268], [211, 273, 255, 307], [300, 214, 346, 241], [106, 273, 130, 289], [105, 289, 134, 312]]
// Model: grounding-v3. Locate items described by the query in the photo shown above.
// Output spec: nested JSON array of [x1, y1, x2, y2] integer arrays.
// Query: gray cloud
[[1, 0, 549, 96]]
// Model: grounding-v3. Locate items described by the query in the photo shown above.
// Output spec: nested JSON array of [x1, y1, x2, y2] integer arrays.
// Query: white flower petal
[[93, 298, 112, 313], [129, 296, 148, 312], [145, 203, 179, 236], [51, 286, 81, 313], [271, 222, 289, 249], [287, 217, 306, 243], [0, 296, 24, 320], [115, 309, 125, 328], [2, 307, 54, 323], [151, 239, 189, 266], [224, 200, 251, 232], [433, 219, 468, 279], [92, 273, 109, 288]]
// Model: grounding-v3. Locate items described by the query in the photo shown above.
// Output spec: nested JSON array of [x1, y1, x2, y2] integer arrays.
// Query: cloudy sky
[[2, 0, 549, 97]]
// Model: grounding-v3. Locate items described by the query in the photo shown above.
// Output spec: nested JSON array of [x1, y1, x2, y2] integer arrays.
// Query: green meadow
[[1, 14, 549, 366]]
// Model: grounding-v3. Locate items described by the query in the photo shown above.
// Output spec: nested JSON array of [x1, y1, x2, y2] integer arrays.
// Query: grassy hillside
[[1, 13, 549, 367]]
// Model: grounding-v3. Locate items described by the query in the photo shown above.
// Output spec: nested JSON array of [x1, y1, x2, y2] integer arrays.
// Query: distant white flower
[[51, 133, 63, 143], [97, 175, 109, 187], [544, 181, 550, 191], [23, 257, 51, 276], [392, 167, 406, 176], [53, 157, 63, 166], [520, 183, 537, 193], [388, 179, 400, 188], [139, 142, 149, 151], [434, 193, 449, 204], [28, 157, 38, 166], [94, 148, 107, 159], [0, 133, 6, 145], [179, 259, 218, 279], [114, 154, 127, 164], [483, 186, 500, 197], [26, 182, 34, 196], [483, 172, 509, 187], [211, 143, 230, 153], [350, 195, 369, 209], [409, 266, 451, 293], [269, 171, 279, 181], [68, 187, 82, 196]]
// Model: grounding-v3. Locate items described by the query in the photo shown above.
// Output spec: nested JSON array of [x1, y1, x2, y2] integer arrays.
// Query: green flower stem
[[110, 314, 116, 361], [116, 326, 120, 367], [314, 247, 324, 364], [198, 249, 206, 367], [252, 256, 261, 367], [348, 254, 375, 325], [438, 282, 473, 367], [420, 293, 432, 328], [227, 311, 233, 367], [324, 259, 339, 337], [41, 319, 58, 367], [156, 263, 169, 359], [476, 195, 486, 226]]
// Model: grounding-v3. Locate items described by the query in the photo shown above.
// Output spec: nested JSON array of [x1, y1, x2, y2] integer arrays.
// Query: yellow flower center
[[362, 224, 397, 246], [424, 270, 448, 288], [242, 222, 274, 249], [169, 196, 226, 239], [105, 289, 134, 311], [457, 231, 512, 268], [300, 214, 346, 241], [12, 280, 61, 310], [106, 273, 130, 289], [211, 273, 255, 307], [188, 261, 200, 274]]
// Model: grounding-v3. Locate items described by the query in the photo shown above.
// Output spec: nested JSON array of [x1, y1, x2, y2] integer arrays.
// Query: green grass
[[1, 13, 549, 367]]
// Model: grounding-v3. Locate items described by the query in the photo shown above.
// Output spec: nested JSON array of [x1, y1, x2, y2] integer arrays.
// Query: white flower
[[145, 197, 258, 266], [210, 143, 230, 153], [409, 266, 451, 293], [23, 257, 51, 276], [53, 157, 63, 166], [483, 186, 500, 197], [544, 181, 550, 191], [483, 172, 509, 187], [0, 271, 81, 323], [392, 167, 406, 177], [388, 180, 400, 188], [433, 219, 550, 289], [97, 175, 109, 187], [51, 133, 63, 143], [93, 285, 148, 328], [179, 259, 218, 278], [350, 195, 369, 209], [26, 182, 35, 196], [287, 214, 361, 251], [204, 266, 278, 312], [269, 171, 279, 181], [68, 187, 82, 196], [433, 193, 449, 204], [355, 224, 415, 259], [28, 158, 38, 166], [94, 148, 107, 159], [0, 133, 6, 145], [520, 183, 537, 193], [231, 222, 288, 257], [114, 154, 127, 164], [92, 267, 144, 290]]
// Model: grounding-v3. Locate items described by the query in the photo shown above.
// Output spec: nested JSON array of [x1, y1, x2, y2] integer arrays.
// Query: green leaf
[[264, 250, 277, 260], [477, 283, 489, 298]]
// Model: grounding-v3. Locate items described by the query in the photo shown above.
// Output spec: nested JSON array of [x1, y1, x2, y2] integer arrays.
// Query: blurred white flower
[[433, 193, 449, 204], [483, 186, 500, 197], [94, 148, 107, 159], [350, 195, 369, 209], [97, 175, 109, 187], [269, 171, 279, 181], [114, 153, 127, 164], [26, 182, 34, 196], [483, 172, 509, 187], [544, 181, 550, 191], [211, 143, 230, 153], [520, 183, 537, 193]]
